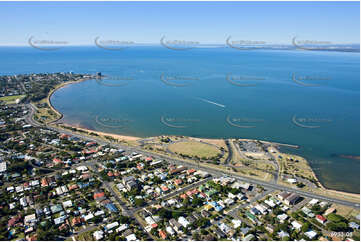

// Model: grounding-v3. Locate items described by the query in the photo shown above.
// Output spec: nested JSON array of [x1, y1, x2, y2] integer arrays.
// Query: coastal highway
[[24, 104, 360, 209]]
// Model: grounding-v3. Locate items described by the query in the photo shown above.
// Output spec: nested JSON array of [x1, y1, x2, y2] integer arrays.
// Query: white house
[[178, 216, 190, 227], [93, 230, 104, 241]]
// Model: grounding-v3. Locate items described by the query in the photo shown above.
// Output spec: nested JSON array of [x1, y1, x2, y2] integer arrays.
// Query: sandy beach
[[58, 123, 140, 142]]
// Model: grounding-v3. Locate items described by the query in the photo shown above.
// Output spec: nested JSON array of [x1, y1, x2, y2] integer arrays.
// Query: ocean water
[[0, 46, 359, 193]]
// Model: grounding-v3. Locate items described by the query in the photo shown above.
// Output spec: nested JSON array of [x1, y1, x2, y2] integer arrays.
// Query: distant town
[[0, 73, 359, 241]]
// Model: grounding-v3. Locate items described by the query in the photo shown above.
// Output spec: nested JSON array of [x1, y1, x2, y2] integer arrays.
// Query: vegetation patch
[[168, 141, 221, 160], [0, 95, 26, 104]]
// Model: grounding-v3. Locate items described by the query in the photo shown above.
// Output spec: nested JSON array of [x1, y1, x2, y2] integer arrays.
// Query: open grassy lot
[[75, 228, 97, 241], [0, 95, 26, 104], [332, 204, 359, 219], [168, 141, 221, 159], [271, 147, 316, 181]]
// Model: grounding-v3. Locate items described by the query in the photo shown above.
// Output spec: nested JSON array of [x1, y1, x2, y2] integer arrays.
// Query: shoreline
[[57, 120, 361, 198], [47, 78, 91, 124], [48, 81, 360, 197]]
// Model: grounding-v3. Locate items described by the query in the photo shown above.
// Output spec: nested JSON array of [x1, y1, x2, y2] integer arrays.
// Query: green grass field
[[0, 95, 26, 104], [168, 141, 220, 159]]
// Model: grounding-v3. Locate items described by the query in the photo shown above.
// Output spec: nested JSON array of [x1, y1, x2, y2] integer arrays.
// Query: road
[[227, 189, 274, 227], [224, 139, 232, 165], [24, 103, 360, 209]]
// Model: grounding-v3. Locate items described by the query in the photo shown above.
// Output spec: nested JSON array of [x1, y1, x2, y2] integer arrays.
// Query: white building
[[93, 230, 104, 241], [291, 221, 302, 230], [0, 162, 7, 173], [178, 217, 190, 227]]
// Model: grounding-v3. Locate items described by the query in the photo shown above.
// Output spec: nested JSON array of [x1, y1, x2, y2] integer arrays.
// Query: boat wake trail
[[196, 97, 226, 108]]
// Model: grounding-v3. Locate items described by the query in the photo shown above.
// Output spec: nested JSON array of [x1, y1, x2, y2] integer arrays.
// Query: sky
[[0, 1, 359, 46]]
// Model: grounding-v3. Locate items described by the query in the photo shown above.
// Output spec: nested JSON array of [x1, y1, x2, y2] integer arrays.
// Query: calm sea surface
[[0, 46, 359, 193]]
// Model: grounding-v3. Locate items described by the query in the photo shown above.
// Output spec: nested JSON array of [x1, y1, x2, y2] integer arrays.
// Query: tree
[[192, 232, 200, 240], [301, 222, 310, 233], [134, 198, 145, 207]]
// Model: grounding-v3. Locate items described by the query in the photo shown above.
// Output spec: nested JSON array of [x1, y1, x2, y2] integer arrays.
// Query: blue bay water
[[0, 46, 359, 193]]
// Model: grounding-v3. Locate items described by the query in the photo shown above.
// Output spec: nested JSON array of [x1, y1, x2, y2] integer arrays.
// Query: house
[[159, 230, 167, 240], [264, 199, 276, 208], [186, 215, 196, 225], [174, 179, 183, 186], [277, 192, 290, 201], [24, 214, 37, 225], [277, 213, 288, 223], [145, 216, 156, 225], [243, 234, 255, 241], [250, 207, 260, 215], [265, 224, 274, 233], [278, 230, 289, 239], [316, 215, 327, 224], [187, 169, 196, 175], [213, 226, 226, 239], [254, 204, 267, 215], [287, 178, 297, 184], [305, 230, 317, 239], [349, 222, 360, 230], [72, 217, 83, 226], [116, 224, 129, 233], [166, 226, 175, 236], [284, 193, 300, 205], [50, 204, 63, 214], [218, 223, 231, 234], [245, 211, 258, 224], [309, 199, 319, 206], [178, 216, 190, 227], [123, 176, 138, 190], [232, 219, 242, 229], [94, 191, 105, 200], [53, 158, 62, 165], [93, 230, 104, 240], [0, 162, 7, 173], [160, 185, 169, 193], [201, 210, 210, 218], [169, 166, 187, 175], [104, 202, 118, 213], [62, 200, 72, 208], [291, 221, 302, 230], [169, 218, 183, 233], [55, 187, 63, 195], [324, 207, 336, 216], [54, 215, 66, 225], [105, 222, 119, 231], [8, 215, 22, 227], [126, 234, 137, 241], [94, 210, 105, 217], [302, 207, 315, 217], [84, 213, 94, 221]]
